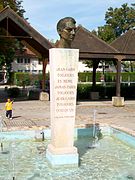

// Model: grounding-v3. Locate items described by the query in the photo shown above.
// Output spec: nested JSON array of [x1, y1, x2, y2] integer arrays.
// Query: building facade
[[12, 48, 50, 74]]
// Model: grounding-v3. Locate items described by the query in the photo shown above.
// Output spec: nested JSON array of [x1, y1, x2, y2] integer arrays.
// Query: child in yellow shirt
[[5, 98, 13, 119]]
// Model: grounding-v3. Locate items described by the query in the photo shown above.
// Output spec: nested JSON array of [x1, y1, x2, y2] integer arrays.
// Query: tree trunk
[[92, 60, 99, 90], [116, 60, 121, 97], [42, 58, 48, 91]]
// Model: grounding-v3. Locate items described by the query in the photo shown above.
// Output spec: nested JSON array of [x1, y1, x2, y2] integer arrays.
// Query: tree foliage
[[97, 3, 135, 42], [84, 3, 135, 71], [0, 28, 16, 67], [0, 0, 25, 17]]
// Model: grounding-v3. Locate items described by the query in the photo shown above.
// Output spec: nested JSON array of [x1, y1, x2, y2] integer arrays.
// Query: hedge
[[77, 84, 135, 100], [11, 72, 135, 86], [12, 72, 49, 87], [7, 87, 20, 98], [78, 72, 101, 82], [78, 72, 135, 82]]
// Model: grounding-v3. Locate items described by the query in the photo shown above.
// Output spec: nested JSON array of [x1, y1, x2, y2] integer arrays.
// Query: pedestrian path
[[0, 100, 135, 136]]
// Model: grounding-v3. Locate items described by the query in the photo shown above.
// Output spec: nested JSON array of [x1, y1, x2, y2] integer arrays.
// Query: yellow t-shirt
[[5, 102, 13, 111]]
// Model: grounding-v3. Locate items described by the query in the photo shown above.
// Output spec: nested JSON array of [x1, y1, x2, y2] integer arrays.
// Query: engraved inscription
[[54, 67, 77, 118]]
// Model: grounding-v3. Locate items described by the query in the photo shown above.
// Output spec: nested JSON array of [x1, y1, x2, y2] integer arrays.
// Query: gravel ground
[[0, 100, 135, 134]]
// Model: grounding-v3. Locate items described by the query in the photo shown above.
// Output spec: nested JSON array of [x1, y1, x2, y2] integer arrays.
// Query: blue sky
[[22, 0, 134, 41]]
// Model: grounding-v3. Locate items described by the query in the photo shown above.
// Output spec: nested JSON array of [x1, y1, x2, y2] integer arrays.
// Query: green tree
[[0, 0, 25, 17], [97, 3, 135, 42], [84, 3, 135, 67], [83, 3, 135, 87], [83, 60, 93, 69], [97, 25, 116, 43], [105, 3, 135, 37]]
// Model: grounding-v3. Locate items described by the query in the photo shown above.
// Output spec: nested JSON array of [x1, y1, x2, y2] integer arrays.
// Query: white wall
[[12, 57, 50, 74]]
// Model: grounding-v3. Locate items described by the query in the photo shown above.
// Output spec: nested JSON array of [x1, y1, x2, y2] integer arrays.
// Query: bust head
[[56, 17, 76, 48]]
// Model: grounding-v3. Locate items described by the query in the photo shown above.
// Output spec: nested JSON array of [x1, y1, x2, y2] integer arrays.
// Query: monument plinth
[[112, 96, 125, 107], [46, 48, 79, 167]]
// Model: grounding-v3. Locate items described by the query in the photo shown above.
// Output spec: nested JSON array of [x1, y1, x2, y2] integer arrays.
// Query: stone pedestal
[[46, 48, 79, 167], [46, 145, 78, 168], [39, 92, 49, 101], [112, 96, 125, 107]]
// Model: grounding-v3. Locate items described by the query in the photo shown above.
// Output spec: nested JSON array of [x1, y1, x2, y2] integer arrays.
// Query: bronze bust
[[56, 17, 76, 48]]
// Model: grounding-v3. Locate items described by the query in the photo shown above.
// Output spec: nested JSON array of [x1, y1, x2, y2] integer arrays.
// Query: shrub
[[77, 84, 91, 100], [77, 84, 117, 100], [14, 73, 30, 86], [78, 72, 102, 82], [78, 72, 135, 83], [28, 90, 40, 100], [7, 87, 20, 98], [13, 72, 50, 87], [121, 85, 135, 99]]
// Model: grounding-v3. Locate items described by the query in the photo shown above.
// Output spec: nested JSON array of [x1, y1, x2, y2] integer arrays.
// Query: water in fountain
[[10, 140, 16, 180], [88, 109, 99, 148], [0, 128, 135, 179], [0, 116, 3, 152], [41, 131, 45, 141], [0, 116, 10, 154]]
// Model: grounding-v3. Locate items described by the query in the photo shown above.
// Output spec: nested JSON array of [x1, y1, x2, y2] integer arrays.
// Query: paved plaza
[[0, 100, 135, 135]]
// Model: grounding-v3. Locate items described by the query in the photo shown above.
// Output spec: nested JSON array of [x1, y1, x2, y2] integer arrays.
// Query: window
[[24, 58, 30, 64], [17, 58, 23, 63], [18, 70, 23, 72], [39, 70, 43, 73], [32, 70, 37, 73], [25, 70, 30, 72]]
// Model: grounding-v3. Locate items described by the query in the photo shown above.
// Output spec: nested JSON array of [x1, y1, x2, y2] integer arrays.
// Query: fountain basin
[[0, 126, 135, 180]]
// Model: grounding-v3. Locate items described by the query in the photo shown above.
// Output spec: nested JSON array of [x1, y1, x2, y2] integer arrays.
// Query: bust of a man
[[56, 17, 76, 48]]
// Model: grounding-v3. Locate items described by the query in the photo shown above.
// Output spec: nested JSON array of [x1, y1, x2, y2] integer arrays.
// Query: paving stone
[[4, 119, 35, 127], [0, 100, 135, 133]]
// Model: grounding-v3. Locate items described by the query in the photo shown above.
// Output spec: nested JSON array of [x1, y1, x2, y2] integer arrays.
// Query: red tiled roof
[[0, 6, 53, 58], [15, 48, 38, 58], [111, 29, 135, 55], [72, 26, 119, 54]]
